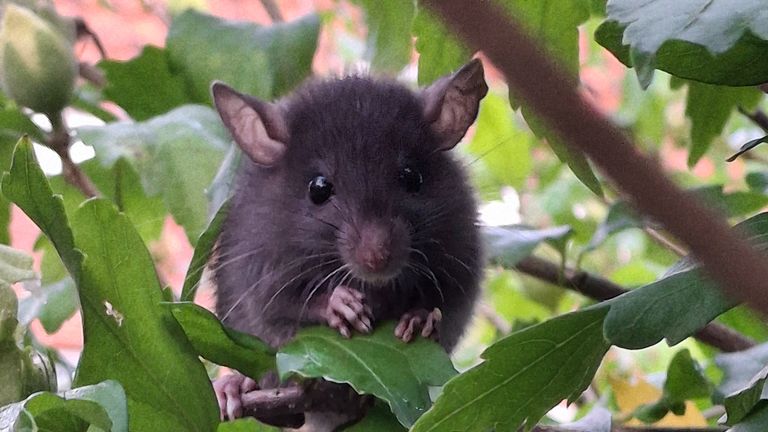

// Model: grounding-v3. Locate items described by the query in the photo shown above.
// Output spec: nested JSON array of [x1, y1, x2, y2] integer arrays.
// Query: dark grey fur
[[213, 75, 483, 351]]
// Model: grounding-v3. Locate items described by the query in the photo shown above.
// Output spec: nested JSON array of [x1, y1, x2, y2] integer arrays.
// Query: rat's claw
[[213, 373, 258, 420], [327, 285, 373, 337], [395, 308, 442, 343]]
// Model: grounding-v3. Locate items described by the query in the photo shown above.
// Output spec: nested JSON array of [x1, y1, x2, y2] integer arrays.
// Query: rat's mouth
[[349, 263, 404, 286]]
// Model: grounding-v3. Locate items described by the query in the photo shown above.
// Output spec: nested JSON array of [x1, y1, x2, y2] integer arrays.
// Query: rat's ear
[[420, 59, 488, 151], [211, 82, 289, 166]]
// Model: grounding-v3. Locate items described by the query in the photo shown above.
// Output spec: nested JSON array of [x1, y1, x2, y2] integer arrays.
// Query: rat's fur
[[213, 75, 483, 351]]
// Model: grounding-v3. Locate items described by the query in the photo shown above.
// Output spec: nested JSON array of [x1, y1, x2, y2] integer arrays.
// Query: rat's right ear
[[211, 82, 289, 166]]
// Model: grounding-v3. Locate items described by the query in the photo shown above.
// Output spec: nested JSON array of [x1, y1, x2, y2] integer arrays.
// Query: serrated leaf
[[412, 306, 610, 432], [78, 105, 230, 244], [277, 323, 457, 428], [467, 93, 532, 193], [685, 81, 762, 166], [168, 302, 275, 379], [166, 10, 319, 101], [412, 6, 468, 85], [100, 45, 190, 121], [483, 224, 572, 267], [351, 0, 414, 73], [181, 198, 230, 301], [596, 0, 768, 86], [71, 199, 219, 431]]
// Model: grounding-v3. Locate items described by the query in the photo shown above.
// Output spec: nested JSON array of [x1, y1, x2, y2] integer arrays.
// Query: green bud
[[0, 4, 77, 115]]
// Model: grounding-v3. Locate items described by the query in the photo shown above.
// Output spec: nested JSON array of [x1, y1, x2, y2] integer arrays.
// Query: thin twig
[[47, 113, 100, 198], [259, 0, 284, 23], [643, 227, 687, 257], [738, 106, 768, 133], [514, 255, 756, 352], [78, 62, 106, 88]]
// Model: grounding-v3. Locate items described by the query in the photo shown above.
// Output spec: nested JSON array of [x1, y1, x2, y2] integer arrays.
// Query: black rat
[[210, 59, 488, 426]]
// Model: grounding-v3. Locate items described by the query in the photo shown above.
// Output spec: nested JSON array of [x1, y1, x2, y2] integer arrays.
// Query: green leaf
[[723, 365, 768, 425], [100, 45, 190, 121], [71, 199, 219, 432], [412, 6, 468, 85], [78, 105, 230, 244], [63, 380, 128, 432], [467, 93, 532, 193], [604, 212, 768, 349], [343, 402, 407, 431], [412, 306, 610, 431], [0, 381, 126, 431], [181, 198, 230, 301], [0, 391, 112, 431], [595, 1, 768, 86], [1, 136, 83, 275], [166, 10, 319, 102], [717, 306, 768, 343], [684, 81, 762, 166], [351, 0, 414, 73], [216, 418, 280, 432], [664, 349, 712, 402], [0, 244, 35, 289], [111, 158, 166, 243], [483, 224, 572, 267], [604, 269, 732, 349], [168, 302, 275, 379], [277, 323, 457, 428], [730, 403, 768, 431]]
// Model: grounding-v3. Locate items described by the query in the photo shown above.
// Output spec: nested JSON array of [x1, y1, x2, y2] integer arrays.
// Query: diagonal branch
[[424, 0, 768, 316], [514, 256, 756, 352]]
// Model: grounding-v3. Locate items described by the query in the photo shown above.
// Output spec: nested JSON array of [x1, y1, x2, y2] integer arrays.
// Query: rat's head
[[212, 60, 487, 287]]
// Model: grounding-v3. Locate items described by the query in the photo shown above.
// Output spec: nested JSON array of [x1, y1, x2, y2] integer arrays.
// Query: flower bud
[[0, 4, 77, 115]]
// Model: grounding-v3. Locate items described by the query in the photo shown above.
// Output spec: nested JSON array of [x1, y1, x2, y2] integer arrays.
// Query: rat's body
[[211, 60, 488, 427]]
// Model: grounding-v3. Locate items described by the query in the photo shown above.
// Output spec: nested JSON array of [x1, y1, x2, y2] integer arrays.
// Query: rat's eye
[[399, 167, 423, 193], [308, 175, 334, 204]]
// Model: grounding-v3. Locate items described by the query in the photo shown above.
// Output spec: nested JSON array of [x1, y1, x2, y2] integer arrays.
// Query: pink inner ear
[[213, 85, 288, 166], [420, 60, 488, 151]]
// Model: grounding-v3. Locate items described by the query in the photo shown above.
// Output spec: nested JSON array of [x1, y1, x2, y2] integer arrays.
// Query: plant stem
[[47, 112, 100, 198], [259, 0, 284, 23]]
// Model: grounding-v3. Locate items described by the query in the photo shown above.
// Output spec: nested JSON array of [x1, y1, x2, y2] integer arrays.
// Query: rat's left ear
[[420, 59, 489, 151]]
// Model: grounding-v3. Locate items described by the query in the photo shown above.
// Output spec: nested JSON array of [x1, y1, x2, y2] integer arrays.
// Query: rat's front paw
[[214, 372, 258, 420], [395, 307, 442, 343], [326, 285, 373, 337]]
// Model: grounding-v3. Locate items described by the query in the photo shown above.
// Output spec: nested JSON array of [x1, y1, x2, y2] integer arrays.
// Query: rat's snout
[[357, 223, 392, 272], [340, 218, 409, 284]]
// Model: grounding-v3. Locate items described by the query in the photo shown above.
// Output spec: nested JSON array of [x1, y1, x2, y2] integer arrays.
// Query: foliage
[[0, 1, 767, 431]]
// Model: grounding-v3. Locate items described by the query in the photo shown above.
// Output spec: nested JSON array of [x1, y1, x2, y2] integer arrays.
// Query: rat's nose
[[357, 222, 391, 273]]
